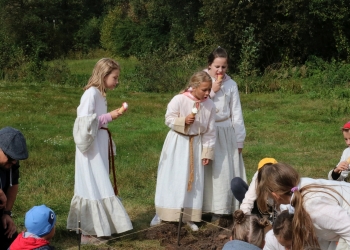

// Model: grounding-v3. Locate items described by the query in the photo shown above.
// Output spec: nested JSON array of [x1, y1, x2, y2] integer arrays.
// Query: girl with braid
[[257, 163, 350, 250]]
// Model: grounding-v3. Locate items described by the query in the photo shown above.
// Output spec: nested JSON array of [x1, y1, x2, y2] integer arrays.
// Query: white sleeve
[[165, 95, 188, 134], [73, 89, 99, 153], [328, 169, 346, 181], [230, 83, 246, 148], [201, 104, 216, 160], [77, 88, 96, 117], [240, 171, 258, 214], [263, 230, 285, 250], [308, 200, 350, 246], [73, 114, 99, 153]]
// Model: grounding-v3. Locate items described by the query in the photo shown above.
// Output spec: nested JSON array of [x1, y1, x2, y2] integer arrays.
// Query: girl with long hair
[[257, 163, 350, 249]]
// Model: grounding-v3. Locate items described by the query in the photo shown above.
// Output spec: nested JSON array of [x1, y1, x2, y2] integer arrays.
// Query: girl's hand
[[238, 148, 243, 154], [185, 114, 195, 125], [110, 109, 122, 120], [202, 158, 210, 165], [334, 161, 349, 173], [212, 78, 223, 93]]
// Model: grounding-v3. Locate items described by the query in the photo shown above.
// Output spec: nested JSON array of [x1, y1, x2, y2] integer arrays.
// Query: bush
[[133, 51, 203, 93]]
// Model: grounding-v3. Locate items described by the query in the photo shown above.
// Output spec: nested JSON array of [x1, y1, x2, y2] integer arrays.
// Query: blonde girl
[[257, 163, 350, 250], [151, 71, 216, 231], [67, 58, 133, 244], [222, 209, 269, 249]]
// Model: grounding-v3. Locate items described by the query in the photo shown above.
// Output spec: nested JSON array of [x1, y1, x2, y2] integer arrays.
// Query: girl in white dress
[[67, 58, 133, 244], [202, 47, 246, 219], [151, 71, 216, 231], [257, 163, 350, 250]]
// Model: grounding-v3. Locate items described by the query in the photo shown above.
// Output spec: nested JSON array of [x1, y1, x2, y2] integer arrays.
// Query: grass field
[[0, 58, 349, 249]]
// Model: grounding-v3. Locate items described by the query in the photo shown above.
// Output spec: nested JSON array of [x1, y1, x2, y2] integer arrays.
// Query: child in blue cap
[[9, 205, 56, 250]]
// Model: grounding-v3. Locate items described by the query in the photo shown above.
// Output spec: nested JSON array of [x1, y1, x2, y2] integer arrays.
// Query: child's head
[[207, 47, 229, 77], [25, 205, 56, 240], [182, 71, 212, 100], [231, 209, 270, 248], [84, 58, 120, 96], [257, 163, 320, 250], [256, 163, 299, 212], [342, 121, 350, 147], [273, 210, 293, 250]]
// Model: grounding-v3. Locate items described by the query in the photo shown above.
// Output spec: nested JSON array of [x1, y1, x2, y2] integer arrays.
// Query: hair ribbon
[[291, 186, 298, 193]]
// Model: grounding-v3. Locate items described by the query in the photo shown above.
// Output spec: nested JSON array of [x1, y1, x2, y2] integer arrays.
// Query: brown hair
[[256, 163, 320, 250], [232, 209, 270, 248], [207, 47, 229, 66], [84, 58, 120, 96], [179, 71, 212, 94], [273, 210, 293, 242]]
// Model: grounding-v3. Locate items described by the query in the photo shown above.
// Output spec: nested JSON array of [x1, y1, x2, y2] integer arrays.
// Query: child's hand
[[185, 114, 195, 125], [212, 78, 223, 93], [202, 158, 210, 165], [110, 109, 122, 120], [334, 161, 349, 173]]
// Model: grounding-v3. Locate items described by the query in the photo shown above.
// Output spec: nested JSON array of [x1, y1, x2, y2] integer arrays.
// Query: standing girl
[[151, 71, 216, 231], [202, 47, 246, 218], [67, 58, 133, 244], [257, 163, 350, 250]]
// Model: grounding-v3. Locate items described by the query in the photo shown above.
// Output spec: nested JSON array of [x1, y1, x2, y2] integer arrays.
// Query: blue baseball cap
[[25, 205, 56, 237]]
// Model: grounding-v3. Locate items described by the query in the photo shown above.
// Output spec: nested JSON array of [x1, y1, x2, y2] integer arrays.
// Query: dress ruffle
[[67, 195, 133, 237]]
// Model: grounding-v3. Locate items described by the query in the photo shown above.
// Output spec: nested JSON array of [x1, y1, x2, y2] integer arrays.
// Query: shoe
[[187, 221, 199, 231], [150, 214, 162, 226], [81, 235, 108, 245]]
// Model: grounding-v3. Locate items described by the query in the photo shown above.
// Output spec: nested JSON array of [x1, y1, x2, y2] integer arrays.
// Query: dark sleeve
[[331, 169, 341, 180], [35, 245, 55, 250], [10, 163, 20, 186]]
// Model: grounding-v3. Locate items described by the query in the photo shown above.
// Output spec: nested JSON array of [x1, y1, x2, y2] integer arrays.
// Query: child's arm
[[328, 161, 348, 181], [240, 171, 258, 214], [201, 103, 216, 161], [165, 95, 189, 134], [229, 82, 246, 150]]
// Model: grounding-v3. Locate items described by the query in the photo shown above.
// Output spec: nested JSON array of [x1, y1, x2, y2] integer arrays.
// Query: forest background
[[2, 0, 350, 249], [1, 0, 350, 92]]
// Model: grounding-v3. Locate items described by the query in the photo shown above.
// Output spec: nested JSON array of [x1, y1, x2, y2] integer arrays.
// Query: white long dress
[[67, 87, 133, 237], [202, 72, 246, 215], [155, 94, 216, 222]]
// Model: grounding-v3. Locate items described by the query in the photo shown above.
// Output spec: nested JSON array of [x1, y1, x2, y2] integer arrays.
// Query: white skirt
[[203, 125, 246, 214], [67, 129, 133, 236], [155, 130, 204, 222]]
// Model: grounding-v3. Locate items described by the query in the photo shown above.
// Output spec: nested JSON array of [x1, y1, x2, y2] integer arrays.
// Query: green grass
[[0, 58, 350, 249]]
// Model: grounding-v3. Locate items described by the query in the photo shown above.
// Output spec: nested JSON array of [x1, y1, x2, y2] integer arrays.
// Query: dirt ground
[[143, 215, 233, 250]]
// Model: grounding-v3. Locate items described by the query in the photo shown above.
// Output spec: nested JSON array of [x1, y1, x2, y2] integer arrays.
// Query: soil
[[142, 215, 233, 250]]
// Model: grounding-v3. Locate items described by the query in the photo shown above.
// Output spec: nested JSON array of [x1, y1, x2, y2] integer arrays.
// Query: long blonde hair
[[232, 209, 270, 248], [179, 71, 212, 94], [84, 58, 120, 96], [256, 163, 319, 249]]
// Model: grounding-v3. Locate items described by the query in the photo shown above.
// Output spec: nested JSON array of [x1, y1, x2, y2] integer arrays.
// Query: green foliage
[[305, 56, 350, 88], [1, 72, 350, 248], [134, 52, 203, 93], [238, 25, 260, 94], [73, 17, 102, 53], [45, 60, 72, 85]]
